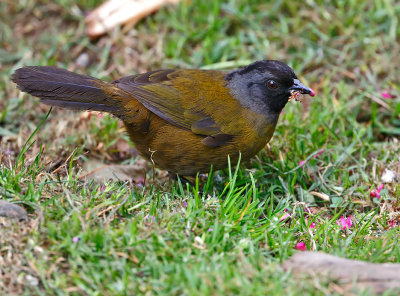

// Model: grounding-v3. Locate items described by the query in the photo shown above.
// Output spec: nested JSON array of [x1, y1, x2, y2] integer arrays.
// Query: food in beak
[[288, 89, 304, 102]]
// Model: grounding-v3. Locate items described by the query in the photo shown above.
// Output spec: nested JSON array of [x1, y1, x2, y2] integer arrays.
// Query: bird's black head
[[226, 60, 314, 115]]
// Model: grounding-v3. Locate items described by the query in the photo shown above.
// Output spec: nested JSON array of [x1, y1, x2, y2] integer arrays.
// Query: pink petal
[[381, 91, 391, 99], [370, 191, 378, 198], [294, 242, 307, 251], [370, 184, 384, 199], [299, 160, 306, 167], [280, 213, 291, 222], [336, 216, 348, 230], [310, 222, 316, 229], [136, 178, 144, 187], [345, 217, 352, 228], [340, 216, 346, 226]]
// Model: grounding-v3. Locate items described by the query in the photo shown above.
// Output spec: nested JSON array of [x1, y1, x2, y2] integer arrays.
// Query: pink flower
[[337, 216, 352, 230], [72, 237, 79, 243], [136, 178, 144, 188], [294, 242, 307, 251], [370, 184, 384, 199], [381, 91, 396, 99], [299, 160, 306, 167], [388, 220, 396, 228], [280, 209, 291, 222], [280, 213, 291, 221], [207, 228, 213, 232], [183, 201, 188, 208], [144, 214, 155, 221], [310, 222, 316, 229], [97, 113, 103, 118]]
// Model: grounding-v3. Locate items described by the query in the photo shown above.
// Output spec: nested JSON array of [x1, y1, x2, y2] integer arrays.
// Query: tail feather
[[11, 66, 129, 115], [40, 99, 120, 113]]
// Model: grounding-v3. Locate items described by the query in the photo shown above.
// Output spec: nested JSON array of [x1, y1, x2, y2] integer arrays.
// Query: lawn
[[1, 0, 400, 295]]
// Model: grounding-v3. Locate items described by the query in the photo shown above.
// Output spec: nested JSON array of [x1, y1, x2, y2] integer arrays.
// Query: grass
[[1, 0, 400, 294]]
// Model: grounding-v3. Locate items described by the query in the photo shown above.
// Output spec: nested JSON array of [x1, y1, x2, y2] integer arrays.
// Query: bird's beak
[[290, 79, 315, 97]]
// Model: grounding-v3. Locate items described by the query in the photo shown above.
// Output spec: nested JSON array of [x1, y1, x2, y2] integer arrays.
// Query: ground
[[0, 0, 400, 295]]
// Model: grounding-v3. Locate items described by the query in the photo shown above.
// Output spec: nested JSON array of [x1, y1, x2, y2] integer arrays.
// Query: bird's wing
[[113, 69, 236, 146]]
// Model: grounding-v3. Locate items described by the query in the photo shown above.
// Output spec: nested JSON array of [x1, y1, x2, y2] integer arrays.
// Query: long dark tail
[[11, 66, 132, 116]]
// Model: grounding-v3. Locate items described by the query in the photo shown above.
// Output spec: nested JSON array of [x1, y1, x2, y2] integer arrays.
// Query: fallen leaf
[[86, 0, 182, 37], [310, 191, 330, 201]]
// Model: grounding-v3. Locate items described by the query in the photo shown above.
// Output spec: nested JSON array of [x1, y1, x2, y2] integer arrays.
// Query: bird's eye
[[267, 80, 278, 90]]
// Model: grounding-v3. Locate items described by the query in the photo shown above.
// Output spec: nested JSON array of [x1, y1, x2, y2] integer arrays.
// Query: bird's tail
[[11, 66, 133, 118]]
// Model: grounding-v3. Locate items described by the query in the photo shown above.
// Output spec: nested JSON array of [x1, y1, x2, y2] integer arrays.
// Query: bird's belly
[[125, 117, 271, 175]]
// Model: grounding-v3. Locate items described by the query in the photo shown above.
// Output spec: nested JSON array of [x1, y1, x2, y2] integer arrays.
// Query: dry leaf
[[86, 0, 182, 37], [310, 191, 330, 201]]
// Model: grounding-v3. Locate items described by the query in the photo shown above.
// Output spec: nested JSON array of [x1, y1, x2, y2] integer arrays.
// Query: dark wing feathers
[[123, 83, 189, 129], [122, 69, 176, 84], [202, 134, 235, 148], [113, 70, 235, 147], [191, 117, 221, 136], [114, 70, 223, 133]]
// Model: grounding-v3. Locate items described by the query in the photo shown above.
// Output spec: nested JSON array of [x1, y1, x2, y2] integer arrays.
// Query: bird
[[11, 60, 314, 178]]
